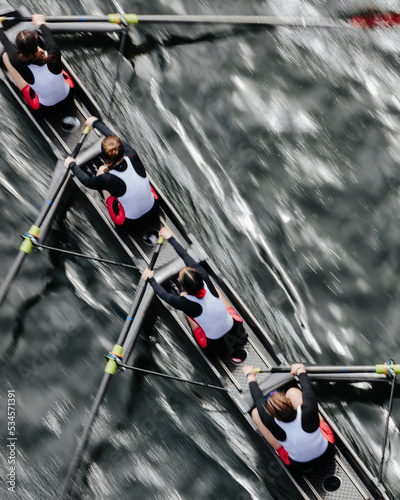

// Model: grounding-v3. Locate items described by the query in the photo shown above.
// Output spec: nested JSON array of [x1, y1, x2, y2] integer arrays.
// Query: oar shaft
[[378, 375, 396, 482], [124, 15, 343, 27], [61, 237, 164, 497], [300, 365, 379, 373], [33, 170, 70, 227], [33, 242, 138, 270], [0, 15, 112, 23], [105, 237, 164, 375], [118, 237, 163, 346], [28, 126, 90, 228], [30, 126, 90, 230], [60, 372, 112, 500], [3, 12, 400, 29], [0, 13, 391, 28], [118, 362, 227, 391], [307, 373, 396, 383], [0, 127, 90, 309], [148, 238, 164, 268], [261, 364, 400, 375], [107, 25, 128, 120], [71, 125, 91, 157]]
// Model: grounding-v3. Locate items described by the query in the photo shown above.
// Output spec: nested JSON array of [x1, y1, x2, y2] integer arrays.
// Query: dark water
[[1, 0, 400, 499]]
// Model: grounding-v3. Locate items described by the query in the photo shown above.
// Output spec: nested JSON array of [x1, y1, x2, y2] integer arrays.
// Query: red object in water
[[351, 13, 400, 28]]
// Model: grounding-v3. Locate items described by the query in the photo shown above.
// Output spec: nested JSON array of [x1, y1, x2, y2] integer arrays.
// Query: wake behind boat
[[0, 4, 391, 500]]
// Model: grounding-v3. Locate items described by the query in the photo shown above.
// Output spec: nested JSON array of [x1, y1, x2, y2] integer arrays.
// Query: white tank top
[[29, 63, 70, 106], [110, 156, 154, 220], [275, 406, 328, 463], [185, 283, 234, 339]]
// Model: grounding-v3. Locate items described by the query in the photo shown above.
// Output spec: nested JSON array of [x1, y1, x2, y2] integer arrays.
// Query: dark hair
[[101, 136, 124, 170], [266, 393, 296, 422], [16, 30, 54, 65], [178, 267, 204, 295]]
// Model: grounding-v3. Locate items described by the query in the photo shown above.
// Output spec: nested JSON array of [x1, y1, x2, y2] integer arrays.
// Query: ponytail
[[16, 30, 55, 66], [101, 136, 124, 170]]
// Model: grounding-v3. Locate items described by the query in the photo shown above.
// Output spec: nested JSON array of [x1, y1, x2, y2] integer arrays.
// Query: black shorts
[[39, 89, 74, 118], [122, 200, 161, 235], [289, 441, 335, 472], [204, 319, 247, 356]]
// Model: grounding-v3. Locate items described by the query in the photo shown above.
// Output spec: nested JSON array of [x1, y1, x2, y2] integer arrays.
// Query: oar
[[1, 12, 400, 29], [378, 372, 397, 482], [0, 126, 90, 309], [256, 363, 400, 376], [25, 240, 139, 270], [60, 236, 164, 500], [107, 21, 128, 119], [306, 373, 398, 383], [107, 356, 227, 391]]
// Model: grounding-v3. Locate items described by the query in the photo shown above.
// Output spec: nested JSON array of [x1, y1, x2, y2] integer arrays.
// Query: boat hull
[[0, 6, 389, 499]]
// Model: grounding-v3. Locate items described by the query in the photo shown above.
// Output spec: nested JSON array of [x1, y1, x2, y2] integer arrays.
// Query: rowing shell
[[0, 5, 390, 500]]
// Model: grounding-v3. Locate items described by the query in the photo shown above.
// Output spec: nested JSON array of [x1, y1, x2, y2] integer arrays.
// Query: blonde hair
[[266, 392, 296, 422], [101, 136, 124, 171]]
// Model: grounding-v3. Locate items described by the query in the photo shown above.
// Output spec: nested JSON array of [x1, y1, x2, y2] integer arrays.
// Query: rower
[[142, 226, 248, 362], [64, 116, 160, 235], [0, 14, 73, 114], [243, 363, 335, 469]]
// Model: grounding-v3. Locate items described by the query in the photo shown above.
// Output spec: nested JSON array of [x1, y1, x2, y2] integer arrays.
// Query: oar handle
[[148, 236, 164, 270], [71, 125, 91, 158]]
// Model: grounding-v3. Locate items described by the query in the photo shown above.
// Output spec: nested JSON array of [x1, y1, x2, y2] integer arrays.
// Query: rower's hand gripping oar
[[0, 125, 90, 309], [60, 236, 164, 500], [105, 235, 164, 375], [1, 12, 400, 29]]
